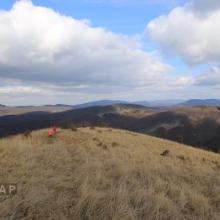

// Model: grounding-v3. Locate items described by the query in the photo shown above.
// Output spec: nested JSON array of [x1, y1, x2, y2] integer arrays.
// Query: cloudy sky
[[0, 0, 219, 105]]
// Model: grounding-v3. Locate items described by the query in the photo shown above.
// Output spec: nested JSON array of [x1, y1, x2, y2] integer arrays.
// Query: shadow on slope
[[0, 105, 220, 152]]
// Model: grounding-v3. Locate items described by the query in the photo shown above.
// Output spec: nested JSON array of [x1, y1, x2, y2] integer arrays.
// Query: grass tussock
[[0, 127, 219, 220]]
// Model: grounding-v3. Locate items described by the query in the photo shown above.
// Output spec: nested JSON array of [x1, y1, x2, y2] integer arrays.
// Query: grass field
[[172, 106, 220, 124], [0, 127, 219, 219], [0, 106, 71, 116]]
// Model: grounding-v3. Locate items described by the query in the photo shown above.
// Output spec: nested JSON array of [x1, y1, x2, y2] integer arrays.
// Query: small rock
[[161, 150, 170, 156]]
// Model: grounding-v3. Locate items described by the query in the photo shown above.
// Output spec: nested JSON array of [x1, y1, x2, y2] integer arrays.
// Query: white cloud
[[147, 1, 220, 65], [0, 0, 171, 87], [195, 66, 220, 86], [0, 0, 214, 105]]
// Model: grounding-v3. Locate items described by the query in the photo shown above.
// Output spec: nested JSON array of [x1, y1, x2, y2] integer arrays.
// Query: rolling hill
[[0, 127, 219, 219], [0, 104, 220, 152], [0, 105, 72, 116], [134, 99, 183, 107], [73, 100, 129, 109]]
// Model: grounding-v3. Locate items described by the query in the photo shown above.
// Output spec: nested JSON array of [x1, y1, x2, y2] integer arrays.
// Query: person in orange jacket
[[48, 127, 57, 137]]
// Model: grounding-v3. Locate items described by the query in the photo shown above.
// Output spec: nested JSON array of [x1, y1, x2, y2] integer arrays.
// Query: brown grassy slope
[[0, 128, 219, 220], [171, 106, 220, 124], [0, 106, 71, 116], [112, 104, 155, 118]]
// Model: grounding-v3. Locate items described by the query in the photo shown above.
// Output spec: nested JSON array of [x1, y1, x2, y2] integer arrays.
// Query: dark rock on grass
[[161, 150, 170, 156]]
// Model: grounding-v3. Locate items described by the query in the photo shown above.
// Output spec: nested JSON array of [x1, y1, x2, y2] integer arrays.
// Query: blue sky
[[1, 0, 182, 34], [0, 0, 219, 105]]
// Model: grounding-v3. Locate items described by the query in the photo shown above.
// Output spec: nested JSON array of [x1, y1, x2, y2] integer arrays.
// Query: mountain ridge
[[2, 99, 220, 109], [183, 99, 220, 106], [0, 104, 220, 152]]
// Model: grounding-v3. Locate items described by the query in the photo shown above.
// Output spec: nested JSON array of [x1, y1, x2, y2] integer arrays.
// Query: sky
[[0, 0, 220, 105]]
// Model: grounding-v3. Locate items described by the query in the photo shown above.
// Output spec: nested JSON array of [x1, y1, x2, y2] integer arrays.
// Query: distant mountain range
[[133, 100, 183, 107], [73, 100, 129, 109], [182, 99, 220, 106], [72, 99, 220, 108], [1, 99, 220, 110], [81, 99, 220, 107], [73, 99, 184, 108]]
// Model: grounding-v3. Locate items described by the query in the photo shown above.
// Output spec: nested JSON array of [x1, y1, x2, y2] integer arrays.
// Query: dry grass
[[0, 127, 219, 220], [0, 106, 71, 116], [108, 104, 156, 119], [173, 106, 220, 124]]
